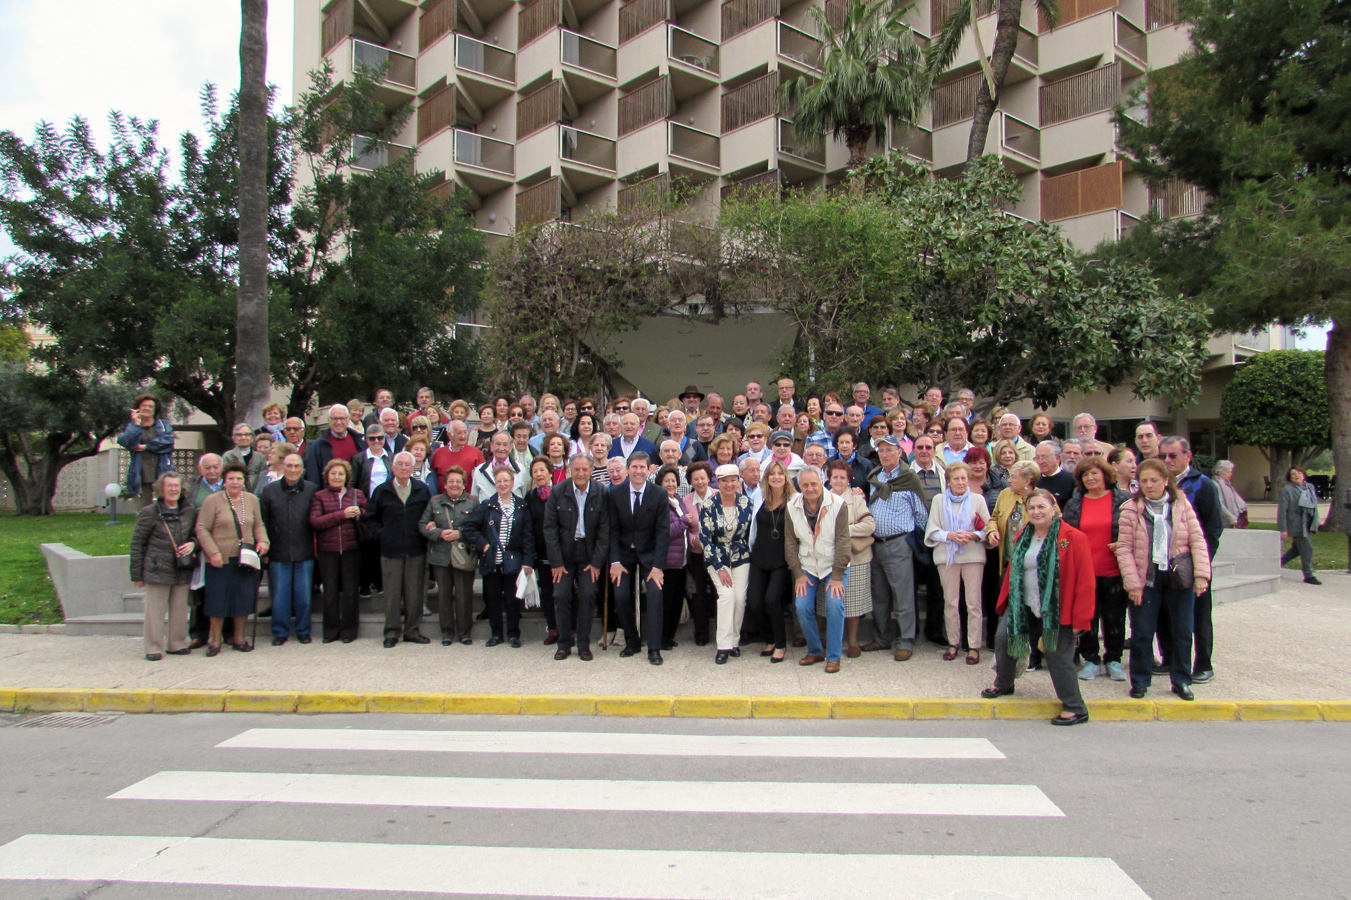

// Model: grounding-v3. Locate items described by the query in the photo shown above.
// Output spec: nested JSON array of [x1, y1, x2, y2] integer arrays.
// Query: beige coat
[[924, 490, 995, 565], [196, 490, 268, 562]]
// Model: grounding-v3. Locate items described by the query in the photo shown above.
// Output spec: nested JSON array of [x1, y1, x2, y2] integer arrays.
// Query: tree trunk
[[234, 0, 271, 428], [964, 0, 1024, 167], [1324, 317, 1349, 532], [0, 437, 99, 516]]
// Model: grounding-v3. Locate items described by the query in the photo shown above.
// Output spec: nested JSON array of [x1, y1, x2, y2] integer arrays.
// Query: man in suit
[[607, 451, 670, 665], [608, 413, 658, 462], [544, 454, 611, 661], [379, 408, 409, 456]]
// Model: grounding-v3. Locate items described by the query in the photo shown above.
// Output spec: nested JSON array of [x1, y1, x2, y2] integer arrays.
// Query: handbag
[[231, 503, 262, 571], [163, 518, 195, 570], [1168, 551, 1194, 591]]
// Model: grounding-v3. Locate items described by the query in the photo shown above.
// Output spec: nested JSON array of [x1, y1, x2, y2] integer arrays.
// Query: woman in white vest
[[785, 466, 851, 673]]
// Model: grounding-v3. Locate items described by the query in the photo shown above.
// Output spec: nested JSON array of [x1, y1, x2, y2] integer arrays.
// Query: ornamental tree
[[1219, 350, 1330, 489]]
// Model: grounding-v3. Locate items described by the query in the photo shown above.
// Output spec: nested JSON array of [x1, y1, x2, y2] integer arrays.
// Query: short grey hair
[[1160, 435, 1192, 453], [999, 413, 1021, 426], [392, 451, 415, 465], [1036, 440, 1062, 459], [797, 465, 825, 484], [568, 453, 593, 470], [1214, 459, 1235, 475], [739, 456, 760, 473], [590, 432, 613, 451], [1062, 438, 1084, 453], [1072, 412, 1097, 428], [328, 403, 350, 417]]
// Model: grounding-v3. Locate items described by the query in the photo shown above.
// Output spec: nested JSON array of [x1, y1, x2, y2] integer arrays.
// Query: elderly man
[[775, 404, 798, 436], [305, 404, 361, 484], [852, 383, 884, 424], [609, 412, 658, 461], [843, 405, 867, 434], [362, 388, 397, 428], [1034, 440, 1075, 509], [691, 414, 719, 460], [797, 443, 830, 489], [473, 432, 529, 501], [746, 381, 765, 408], [739, 456, 762, 503], [923, 386, 944, 413], [864, 435, 928, 660], [606, 456, 628, 486], [528, 409, 564, 455], [602, 413, 623, 439], [909, 435, 947, 645], [259, 453, 319, 646], [1160, 435, 1225, 684], [377, 408, 407, 456], [1061, 438, 1085, 472], [1072, 413, 1098, 443], [769, 377, 797, 420], [222, 423, 267, 491], [881, 386, 902, 413], [432, 420, 485, 487], [678, 385, 704, 422], [701, 393, 728, 433], [996, 413, 1036, 461], [281, 417, 308, 458], [808, 401, 845, 448], [651, 440, 691, 497], [664, 410, 706, 465], [183, 452, 224, 648], [365, 451, 433, 648], [633, 397, 663, 445], [519, 394, 540, 432], [544, 454, 611, 661], [956, 388, 977, 418]]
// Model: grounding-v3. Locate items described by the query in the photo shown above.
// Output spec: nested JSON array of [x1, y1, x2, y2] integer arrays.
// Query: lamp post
[[103, 483, 124, 526]]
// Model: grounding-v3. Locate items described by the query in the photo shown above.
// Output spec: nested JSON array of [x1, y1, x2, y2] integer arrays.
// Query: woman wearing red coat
[[981, 488, 1097, 725]]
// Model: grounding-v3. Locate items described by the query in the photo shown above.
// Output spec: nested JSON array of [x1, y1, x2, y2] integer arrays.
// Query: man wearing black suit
[[607, 451, 670, 665], [544, 454, 611, 662]]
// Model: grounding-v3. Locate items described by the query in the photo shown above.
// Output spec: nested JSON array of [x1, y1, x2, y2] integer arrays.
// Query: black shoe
[[297, 635, 312, 644], [1305, 576, 1322, 585], [405, 633, 430, 644], [1152, 662, 1169, 676], [322, 636, 338, 644], [485, 635, 504, 647], [460, 638, 472, 646], [509, 637, 522, 648], [342, 636, 356, 643], [649, 651, 663, 666], [1172, 683, 1195, 701], [476, 608, 490, 620], [166, 648, 191, 656], [1129, 685, 1147, 699], [715, 650, 729, 664], [383, 638, 397, 648], [442, 639, 453, 646], [257, 608, 272, 619], [271, 637, 287, 646], [1192, 669, 1214, 684], [663, 641, 678, 650], [1052, 712, 1090, 726], [145, 653, 162, 662], [620, 645, 640, 658], [729, 647, 740, 657], [980, 686, 1014, 699], [695, 638, 710, 647]]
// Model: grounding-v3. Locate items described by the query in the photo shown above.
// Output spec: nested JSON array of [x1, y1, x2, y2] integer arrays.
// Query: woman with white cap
[[699, 463, 754, 664]]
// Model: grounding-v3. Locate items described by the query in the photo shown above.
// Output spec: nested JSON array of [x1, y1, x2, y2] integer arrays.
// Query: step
[[1210, 560, 1236, 580], [1211, 573, 1281, 605]]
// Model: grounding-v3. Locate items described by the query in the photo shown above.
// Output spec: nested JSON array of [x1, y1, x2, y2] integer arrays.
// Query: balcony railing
[[323, 0, 354, 55], [1040, 63, 1119, 126], [1146, 0, 1179, 28], [930, 0, 994, 33], [456, 34, 516, 82], [518, 81, 562, 140], [1116, 13, 1148, 63], [621, 0, 670, 43], [352, 39, 416, 88], [517, 176, 563, 227], [417, 84, 457, 143], [419, 0, 455, 49], [561, 30, 617, 78], [721, 167, 782, 201], [1014, 26, 1038, 66], [778, 119, 823, 165], [1040, 0, 1119, 31], [932, 71, 982, 128], [1000, 112, 1040, 160], [560, 126, 617, 170], [1040, 161, 1123, 221], [722, 0, 777, 40], [669, 25, 719, 74], [618, 172, 670, 217], [1235, 328, 1271, 353], [778, 21, 824, 71], [619, 76, 671, 137], [454, 129, 514, 175], [351, 135, 413, 170], [1150, 179, 1208, 218], [891, 123, 933, 161], [519, 0, 562, 48], [670, 122, 720, 168], [722, 71, 779, 131]]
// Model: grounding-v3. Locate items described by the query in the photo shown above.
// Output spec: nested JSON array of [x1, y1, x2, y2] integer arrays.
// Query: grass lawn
[[0, 511, 135, 625], [1248, 523, 1349, 573]]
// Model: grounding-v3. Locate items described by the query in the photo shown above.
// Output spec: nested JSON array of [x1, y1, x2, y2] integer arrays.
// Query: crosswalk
[[0, 724, 1154, 899]]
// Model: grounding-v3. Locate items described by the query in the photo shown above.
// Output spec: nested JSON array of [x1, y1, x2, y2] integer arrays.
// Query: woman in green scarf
[[982, 488, 1098, 725]]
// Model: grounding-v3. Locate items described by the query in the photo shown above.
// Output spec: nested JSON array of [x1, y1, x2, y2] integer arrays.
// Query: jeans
[[268, 560, 314, 639], [1129, 572, 1194, 690], [796, 570, 846, 662]]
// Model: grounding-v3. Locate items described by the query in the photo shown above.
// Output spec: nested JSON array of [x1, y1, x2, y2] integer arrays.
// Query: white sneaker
[[1078, 661, 1102, 681], [1106, 661, 1127, 681]]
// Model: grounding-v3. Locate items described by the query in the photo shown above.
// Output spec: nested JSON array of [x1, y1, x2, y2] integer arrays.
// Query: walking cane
[[600, 573, 610, 650], [250, 561, 263, 649]]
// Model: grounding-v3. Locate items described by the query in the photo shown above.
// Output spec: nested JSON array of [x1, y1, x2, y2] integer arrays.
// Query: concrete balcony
[[1039, 9, 1149, 78], [561, 30, 619, 104], [560, 124, 618, 191], [455, 35, 516, 110], [1051, 207, 1139, 250], [351, 134, 414, 170], [668, 121, 720, 181], [453, 128, 516, 195], [720, 16, 824, 82], [328, 38, 416, 110], [667, 25, 720, 100]]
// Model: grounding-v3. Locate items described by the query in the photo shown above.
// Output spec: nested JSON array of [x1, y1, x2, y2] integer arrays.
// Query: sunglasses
[[411, 425, 428, 431], [614, 406, 630, 412], [825, 410, 843, 416], [366, 435, 385, 442], [284, 426, 304, 431], [1162, 452, 1186, 459], [580, 405, 595, 411]]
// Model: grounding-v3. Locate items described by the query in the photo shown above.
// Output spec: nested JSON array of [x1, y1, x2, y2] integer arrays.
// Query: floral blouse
[[698, 493, 753, 572]]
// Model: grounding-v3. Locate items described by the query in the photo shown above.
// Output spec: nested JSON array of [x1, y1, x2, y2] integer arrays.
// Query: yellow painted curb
[[14, 688, 89, 712], [224, 691, 301, 714], [520, 694, 597, 715], [752, 696, 831, 718], [673, 696, 753, 718], [296, 692, 368, 714], [444, 693, 521, 715], [994, 699, 1064, 720], [1155, 700, 1239, 721], [830, 697, 914, 719], [1318, 701, 1351, 722], [914, 699, 994, 719], [366, 692, 446, 714], [152, 690, 228, 713], [0, 688, 16, 713], [84, 690, 156, 713], [1086, 699, 1157, 721], [1236, 701, 1323, 721], [595, 695, 675, 716]]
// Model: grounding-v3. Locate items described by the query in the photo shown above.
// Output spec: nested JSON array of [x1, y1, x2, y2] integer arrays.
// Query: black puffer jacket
[[130, 502, 198, 585], [259, 477, 319, 562]]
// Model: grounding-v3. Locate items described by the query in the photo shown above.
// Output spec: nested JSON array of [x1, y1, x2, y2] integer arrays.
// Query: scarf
[[536, 483, 553, 503], [941, 487, 973, 567], [1145, 497, 1170, 572], [1297, 484, 1318, 510], [1005, 517, 1061, 657], [866, 464, 923, 502]]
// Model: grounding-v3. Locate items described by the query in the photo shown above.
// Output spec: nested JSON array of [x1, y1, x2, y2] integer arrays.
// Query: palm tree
[[927, 0, 1058, 170], [235, 0, 270, 426], [779, 0, 928, 180]]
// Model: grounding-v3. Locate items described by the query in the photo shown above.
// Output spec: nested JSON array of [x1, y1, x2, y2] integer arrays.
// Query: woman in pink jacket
[[1113, 458, 1211, 702]]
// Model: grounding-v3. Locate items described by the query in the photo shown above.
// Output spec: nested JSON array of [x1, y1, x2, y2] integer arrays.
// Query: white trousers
[[708, 564, 749, 651]]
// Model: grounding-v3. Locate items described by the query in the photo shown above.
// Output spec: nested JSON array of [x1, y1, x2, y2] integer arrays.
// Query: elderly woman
[[1109, 446, 1138, 494], [1213, 460, 1248, 529], [253, 440, 294, 496], [909, 402, 933, 439], [195, 461, 269, 656], [409, 414, 442, 452], [407, 436, 439, 495], [1063, 458, 1132, 682], [966, 446, 1007, 649], [1278, 466, 1321, 584], [785, 466, 851, 673], [746, 459, 794, 663], [589, 433, 614, 488], [1028, 413, 1055, 445], [130, 472, 197, 660], [525, 456, 561, 645], [925, 461, 998, 665], [969, 419, 992, 451], [543, 433, 570, 483], [708, 433, 739, 469], [447, 399, 472, 422], [471, 403, 498, 450], [792, 412, 813, 458], [982, 488, 1096, 724], [700, 463, 754, 664], [825, 459, 875, 658], [657, 464, 698, 651], [117, 392, 177, 510], [991, 440, 1019, 481], [419, 465, 479, 645], [222, 422, 267, 490], [309, 458, 366, 643], [681, 461, 717, 646], [257, 402, 286, 440], [461, 465, 535, 648]]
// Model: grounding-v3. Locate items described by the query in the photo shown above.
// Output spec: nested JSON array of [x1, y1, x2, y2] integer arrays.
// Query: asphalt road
[[0, 712, 1345, 900]]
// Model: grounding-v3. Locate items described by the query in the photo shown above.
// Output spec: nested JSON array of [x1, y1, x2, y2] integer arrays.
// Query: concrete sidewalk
[[1, 572, 1346, 703]]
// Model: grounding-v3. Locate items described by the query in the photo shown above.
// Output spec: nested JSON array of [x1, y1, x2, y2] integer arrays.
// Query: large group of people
[[124, 381, 1320, 723]]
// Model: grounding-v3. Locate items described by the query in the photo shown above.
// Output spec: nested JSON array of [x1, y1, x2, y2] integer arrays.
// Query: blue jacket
[[116, 418, 176, 495], [461, 494, 535, 576], [607, 435, 658, 461]]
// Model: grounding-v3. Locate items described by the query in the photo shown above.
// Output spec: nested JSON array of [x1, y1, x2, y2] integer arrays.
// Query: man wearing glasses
[[807, 403, 846, 451], [852, 383, 884, 423], [305, 404, 360, 484], [1159, 436, 1224, 685], [282, 417, 308, 458], [354, 424, 394, 597]]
